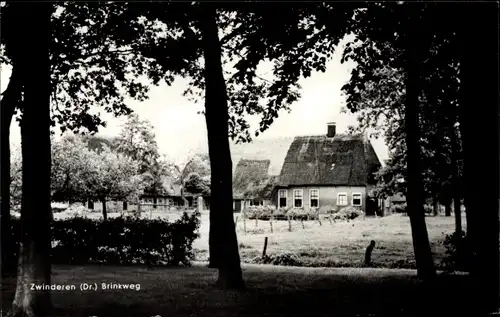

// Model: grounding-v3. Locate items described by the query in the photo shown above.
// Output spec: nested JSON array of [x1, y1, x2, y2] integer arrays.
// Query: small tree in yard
[[85, 146, 145, 220], [172, 153, 211, 206], [184, 172, 211, 197], [51, 135, 94, 203]]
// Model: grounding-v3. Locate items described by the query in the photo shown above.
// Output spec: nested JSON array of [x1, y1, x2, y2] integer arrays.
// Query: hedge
[[389, 203, 434, 215], [244, 205, 363, 221], [9, 212, 200, 266]]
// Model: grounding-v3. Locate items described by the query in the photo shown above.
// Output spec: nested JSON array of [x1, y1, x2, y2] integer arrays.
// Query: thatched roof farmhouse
[[276, 122, 383, 215]]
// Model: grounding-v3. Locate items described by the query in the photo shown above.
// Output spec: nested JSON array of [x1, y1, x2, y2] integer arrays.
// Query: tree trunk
[[9, 4, 53, 316], [101, 198, 107, 220], [1, 64, 22, 278], [457, 4, 499, 313], [450, 124, 462, 233], [403, 34, 436, 280], [444, 202, 452, 217], [432, 197, 439, 217], [199, 5, 244, 289]]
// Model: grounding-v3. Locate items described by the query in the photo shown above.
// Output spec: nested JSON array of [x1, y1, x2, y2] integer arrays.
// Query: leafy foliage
[[100, 3, 359, 144], [51, 134, 95, 202], [340, 3, 462, 203], [1, 2, 160, 134], [442, 230, 471, 272], [333, 206, 364, 221], [9, 212, 200, 266], [184, 172, 211, 196], [252, 252, 302, 267], [84, 144, 145, 203], [244, 206, 321, 221], [114, 113, 170, 196]]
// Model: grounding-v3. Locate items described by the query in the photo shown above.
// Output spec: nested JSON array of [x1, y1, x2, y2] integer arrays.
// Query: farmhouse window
[[293, 189, 303, 208], [250, 200, 263, 206], [337, 193, 348, 206], [278, 189, 287, 208], [310, 189, 319, 207], [352, 193, 362, 206], [123, 201, 128, 210]]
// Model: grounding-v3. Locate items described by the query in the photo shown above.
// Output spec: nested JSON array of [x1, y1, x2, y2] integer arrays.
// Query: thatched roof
[[278, 134, 382, 187], [232, 159, 271, 199], [231, 137, 294, 176]]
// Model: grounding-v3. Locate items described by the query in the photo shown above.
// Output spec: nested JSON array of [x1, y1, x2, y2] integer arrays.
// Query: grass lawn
[[53, 210, 461, 269], [194, 213, 463, 269], [1, 264, 475, 316]]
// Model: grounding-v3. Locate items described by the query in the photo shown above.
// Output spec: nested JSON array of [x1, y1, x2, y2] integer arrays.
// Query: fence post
[[255, 208, 258, 228], [234, 216, 238, 228], [300, 218, 305, 229], [262, 236, 268, 257], [270, 213, 274, 233], [287, 215, 292, 232], [364, 240, 376, 267], [243, 207, 247, 234]]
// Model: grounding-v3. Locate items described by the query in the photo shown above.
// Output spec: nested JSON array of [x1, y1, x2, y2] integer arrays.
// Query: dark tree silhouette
[[456, 3, 499, 313], [199, 5, 245, 288], [7, 3, 53, 317]]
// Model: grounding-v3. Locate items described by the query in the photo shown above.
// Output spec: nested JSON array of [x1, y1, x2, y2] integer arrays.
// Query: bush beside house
[[9, 212, 200, 266], [244, 205, 363, 221]]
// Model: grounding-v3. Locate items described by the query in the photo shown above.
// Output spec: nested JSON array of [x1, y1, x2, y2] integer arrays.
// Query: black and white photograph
[[0, 2, 498, 316]]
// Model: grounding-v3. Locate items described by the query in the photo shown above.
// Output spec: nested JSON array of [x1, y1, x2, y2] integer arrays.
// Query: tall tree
[[8, 3, 54, 316], [199, 5, 244, 288], [114, 113, 167, 199], [456, 3, 499, 312], [340, 2, 440, 278], [401, 21, 436, 278], [106, 2, 357, 287], [1, 2, 160, 276], [0, 5, 27, 277]]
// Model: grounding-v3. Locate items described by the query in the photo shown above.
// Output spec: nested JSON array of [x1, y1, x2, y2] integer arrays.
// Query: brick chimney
[[327, 122, 336, 138]]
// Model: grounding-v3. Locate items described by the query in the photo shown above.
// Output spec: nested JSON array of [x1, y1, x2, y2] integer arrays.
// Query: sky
[[1, 36, 389, 164]]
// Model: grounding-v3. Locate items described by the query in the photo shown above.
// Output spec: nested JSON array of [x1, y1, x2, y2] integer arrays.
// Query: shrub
[[390, 203, 407, 214], [319, 204, 336, 214], [270, 253, 302, 266], [333, 206, 364, 220], [442, 230, 471, 272], [245, 205, 292, 220], [11, 211, 200, 267], [251, 252, 303, 266], [287, 207, 319, 220], [245, 206, 272, 219]]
